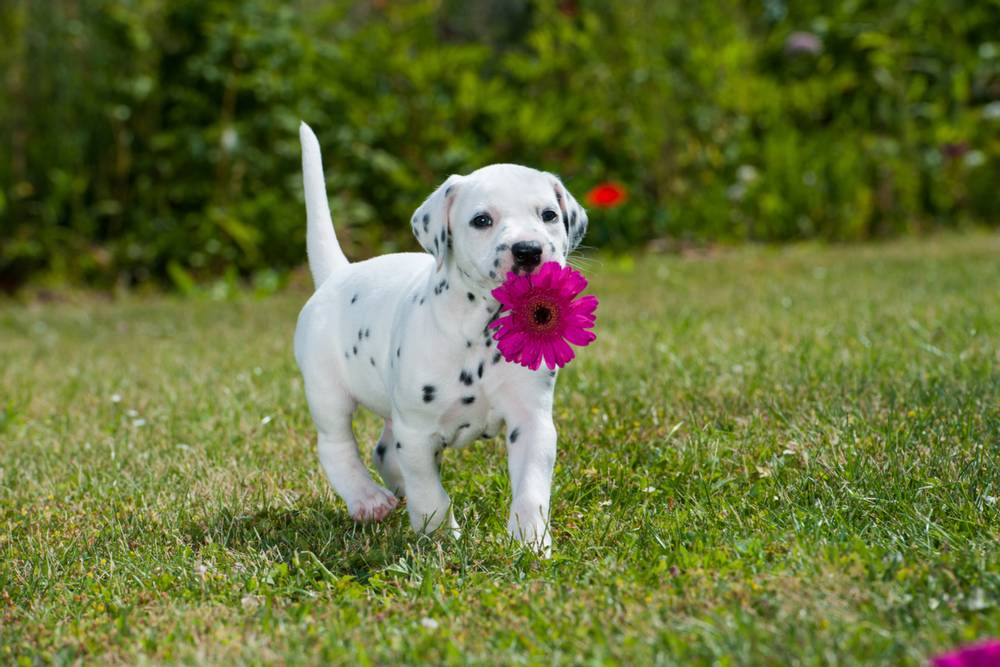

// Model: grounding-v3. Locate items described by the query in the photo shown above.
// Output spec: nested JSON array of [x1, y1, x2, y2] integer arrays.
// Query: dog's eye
[[541, 209, 558, 223], [470, 213, 493, 229]]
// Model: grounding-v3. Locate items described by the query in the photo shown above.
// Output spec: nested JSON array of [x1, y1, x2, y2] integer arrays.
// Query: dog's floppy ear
[[547, 174, 589, 253], [411, 174, 463, 269]]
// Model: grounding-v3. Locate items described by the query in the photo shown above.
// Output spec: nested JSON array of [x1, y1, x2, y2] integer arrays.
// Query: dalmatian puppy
[[293, 123, 588, 553]]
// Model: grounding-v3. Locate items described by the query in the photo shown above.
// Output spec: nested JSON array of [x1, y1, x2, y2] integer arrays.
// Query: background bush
[[1, 0, 998, 290]]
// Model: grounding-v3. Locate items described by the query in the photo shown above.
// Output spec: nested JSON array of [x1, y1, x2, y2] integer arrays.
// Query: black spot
[[376, 443, 386, 461], [396, 441, 402, 450], [422, 214, 429, 233], [344, 351, 350, 359], [489, 270, 496, 279], [358, 329, 364, 341], [365, 328, 370, 338], [461, 396, 475, 405], [477, 362, 484, 378], [459, 370, 473, 386], [397, 347, 401, 357], [509, 427, 520, 443], [467, 292, 475, 302], [351, 293, 359, 304], [457, 423, 470, 430], [353, 346, 358, 355], [493, 258, 500, 267], [496, 243, 510, 251], [370, 357, 375, 366], [493, 352, 502, 364], [466, 340, 472, 348], [419, 298, 425, 305], [485, 339, 493, 348], [422, 385, 436, 402], [549, 370, 557, 378], [445, 185, 453, 196]]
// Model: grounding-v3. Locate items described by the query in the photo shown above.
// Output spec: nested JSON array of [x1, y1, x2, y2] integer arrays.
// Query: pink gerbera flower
[[932, 639, 1000, 667], [488, 262, 598, 370]]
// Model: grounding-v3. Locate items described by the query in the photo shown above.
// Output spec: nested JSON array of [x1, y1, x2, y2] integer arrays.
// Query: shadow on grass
[[185, 497, 412, 584]]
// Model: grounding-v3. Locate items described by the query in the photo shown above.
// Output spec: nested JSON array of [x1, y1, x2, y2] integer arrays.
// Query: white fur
[[293, 122, 588, 554]]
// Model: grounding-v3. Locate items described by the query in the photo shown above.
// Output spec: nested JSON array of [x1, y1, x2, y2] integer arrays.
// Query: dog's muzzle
[[511, 241, 543, 271]]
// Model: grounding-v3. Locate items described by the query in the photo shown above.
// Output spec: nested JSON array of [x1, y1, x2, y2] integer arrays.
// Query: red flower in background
[[585, 182, 628, 208]]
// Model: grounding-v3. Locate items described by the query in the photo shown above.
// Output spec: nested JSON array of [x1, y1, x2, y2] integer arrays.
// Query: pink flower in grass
[[932, 639, 1000, 667], [489, 262, 598, 371]]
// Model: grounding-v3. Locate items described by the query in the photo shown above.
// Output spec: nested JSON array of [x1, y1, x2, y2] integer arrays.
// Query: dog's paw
[[346, 486, 398, 522]]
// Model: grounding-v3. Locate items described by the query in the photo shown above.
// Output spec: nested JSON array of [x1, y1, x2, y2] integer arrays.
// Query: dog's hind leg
[[373, 419, 406, 499], [303, 374, 398, 522]]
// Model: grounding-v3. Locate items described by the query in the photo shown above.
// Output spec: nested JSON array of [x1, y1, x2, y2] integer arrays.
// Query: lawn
[[2, 234, 999, 665]]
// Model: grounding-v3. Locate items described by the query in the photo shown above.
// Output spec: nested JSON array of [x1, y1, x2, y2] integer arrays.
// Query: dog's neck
[[424, 262, 502, 347]]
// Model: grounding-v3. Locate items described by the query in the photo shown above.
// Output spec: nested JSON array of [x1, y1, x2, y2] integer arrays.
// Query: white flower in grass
[[644, 486, 656, 493], [420, 617, 439, 630], [261, 415, 273, 426], [132, 418, 146, 427], [110, 393, 122, 403]]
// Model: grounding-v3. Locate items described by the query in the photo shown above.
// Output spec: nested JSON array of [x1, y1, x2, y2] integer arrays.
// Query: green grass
[[2, 234, 999, 665]]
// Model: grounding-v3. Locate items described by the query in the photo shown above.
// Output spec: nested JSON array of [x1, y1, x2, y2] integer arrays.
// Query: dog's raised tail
[[300, 122, 349, 288]]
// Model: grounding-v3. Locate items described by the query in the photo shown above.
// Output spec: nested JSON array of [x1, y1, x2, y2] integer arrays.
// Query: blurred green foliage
[[1, 0, 998, 290]]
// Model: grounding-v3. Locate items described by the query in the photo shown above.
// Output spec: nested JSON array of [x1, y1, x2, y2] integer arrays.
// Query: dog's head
[[411, 164, 588, 288]]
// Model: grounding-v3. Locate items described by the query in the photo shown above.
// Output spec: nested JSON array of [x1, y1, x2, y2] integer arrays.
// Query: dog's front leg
[[393, 423, 459, 537], [505, 414, 557, 556]]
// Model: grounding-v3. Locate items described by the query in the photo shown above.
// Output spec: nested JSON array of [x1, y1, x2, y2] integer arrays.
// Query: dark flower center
[[533, 306, 552, 326]]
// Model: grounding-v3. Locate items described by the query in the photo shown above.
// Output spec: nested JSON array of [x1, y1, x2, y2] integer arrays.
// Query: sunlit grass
[[2, 233, 999, 664]]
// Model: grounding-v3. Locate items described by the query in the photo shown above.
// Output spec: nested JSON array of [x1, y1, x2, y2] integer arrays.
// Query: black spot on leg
[[365, 328, 370, 338], [477, 361, 484, 378], [397, 347, 401, 357], [419, 297, 425, 305], [422, 385, 436, 402], [353, 346, 358, 355], [459, 370, 473, 386], [370, 357, 375, 366], [396, 441, 402, 450], [489, 270, 496, 279], [461, 396, 475, 405], [467, 292, 475, 302], [509, 427, 520, 443], [493, 352, 503, 364], [422, 214, 429, 233], [376, 443, 386, 461], [493, 258, 500, 268], [351, 293, 359, 304], [358, 329, 364, 341], [466, 340, 472, 348]]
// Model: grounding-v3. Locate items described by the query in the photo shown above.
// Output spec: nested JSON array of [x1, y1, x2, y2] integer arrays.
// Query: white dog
[[293, 123, 588, 552]]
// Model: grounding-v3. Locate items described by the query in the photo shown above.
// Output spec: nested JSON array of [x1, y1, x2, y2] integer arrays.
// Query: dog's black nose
[[511, 241, 543, 268]]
